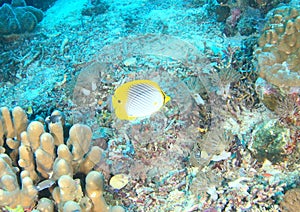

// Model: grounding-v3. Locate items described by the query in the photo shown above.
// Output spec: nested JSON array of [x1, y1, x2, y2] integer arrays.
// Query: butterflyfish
[[112, 80, 171, 120]]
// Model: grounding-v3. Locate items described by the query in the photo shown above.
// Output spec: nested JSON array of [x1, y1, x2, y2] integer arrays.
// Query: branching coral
[[0, 156, 37, 209], [0, 106, 125, 211]]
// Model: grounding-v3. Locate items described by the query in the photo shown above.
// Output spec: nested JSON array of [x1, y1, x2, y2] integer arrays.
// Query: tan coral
[[18, 131, 39, 182], [49, 121, 64, 146], [54, 175, 83, 202], [0, 119, 4, 147], [62, 201, 82, 212], [0, 107, 125, 210], [52, 175, 83, 211], [27, 121, 45, 152], [52, 144, 73, 180], [85, 171, 110, 212], [0, 107, 22, 161], [1, 154, 19, 173], [0, 106, 27, 145], [280, 188, 300, 212], [35, 197, 55, 212], [0, 107, 16, 139], [0, 159, 38, 209], [5, 137, 20, 162], [0, 155, 18, 181], [79, 146, 102, 174], [67, 124, 92, 162], [35, 133, 55, 178], [12, 106, 28, 141], [6, 138, 20, 150], [86, 171, 125, 212], [48, 110, 64, 146], [20, 174, 38, 208], [295, 16, 300, 30], [256, 5, 300, 88], [0, 174, 19, 206]]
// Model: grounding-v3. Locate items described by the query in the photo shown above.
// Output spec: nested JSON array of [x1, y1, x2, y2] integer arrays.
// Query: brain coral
[[0, 0, 43, 36], [255, 5, 300, 88]]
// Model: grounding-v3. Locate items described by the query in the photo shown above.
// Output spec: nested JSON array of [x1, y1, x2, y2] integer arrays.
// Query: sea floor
[[0, 0, 300, 211]]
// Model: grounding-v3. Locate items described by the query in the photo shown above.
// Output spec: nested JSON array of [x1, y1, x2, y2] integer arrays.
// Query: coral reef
[[0, 0, 43, 36], [203, 42, 259, 109], [249, 119, 294, 163], [214, 0, 261, 36], [255, 5, 300, 88], [0, 106, 124, 211], [254, 5, 300, 114], [214, 0, 291, 36]]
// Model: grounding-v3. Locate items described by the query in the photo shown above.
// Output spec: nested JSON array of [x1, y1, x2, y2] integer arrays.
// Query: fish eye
[[118, 100, 121, 103]]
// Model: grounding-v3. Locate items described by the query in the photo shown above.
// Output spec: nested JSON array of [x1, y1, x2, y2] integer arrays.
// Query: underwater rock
[[237, 7, 261, 36], [81, 0, 108, 16], [215, 5, 231, 22], [249, 119, 291, 163], [248, 0, 291, 15], [0, 0, 43, 36], [237, 18, 257, 36]]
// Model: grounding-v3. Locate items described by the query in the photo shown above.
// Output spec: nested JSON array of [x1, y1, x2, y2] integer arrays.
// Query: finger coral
[[0, 106, 124, 211], [0, 153, 38, 209]]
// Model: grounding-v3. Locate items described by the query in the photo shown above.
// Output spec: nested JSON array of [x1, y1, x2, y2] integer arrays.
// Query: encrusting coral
[[280, 188, 300, 211], [0, 106, 125, 211], [255, 5, 300, 88]]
